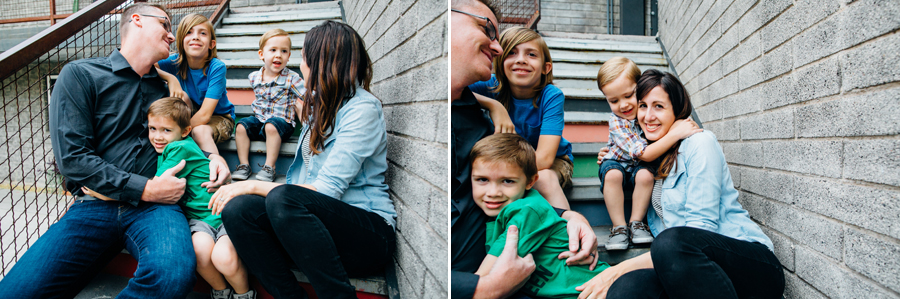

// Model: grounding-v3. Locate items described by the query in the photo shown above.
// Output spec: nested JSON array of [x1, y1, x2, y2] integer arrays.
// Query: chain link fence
[[0, 0, 221, 277], [495, 0, 540, 32]]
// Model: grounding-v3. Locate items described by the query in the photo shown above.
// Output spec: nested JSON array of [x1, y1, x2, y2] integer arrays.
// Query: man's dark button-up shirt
[[49, 49, 168, 206], [451, 87, 494, 299]]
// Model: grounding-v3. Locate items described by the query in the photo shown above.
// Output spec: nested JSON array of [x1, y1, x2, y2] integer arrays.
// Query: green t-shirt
[[155, 137, 221, 228], [486, 190, 611, 298]]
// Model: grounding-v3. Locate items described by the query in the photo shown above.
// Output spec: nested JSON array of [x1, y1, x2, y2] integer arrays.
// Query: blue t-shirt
[[469, 75, 573, 160], [157, 54, 235, 118]]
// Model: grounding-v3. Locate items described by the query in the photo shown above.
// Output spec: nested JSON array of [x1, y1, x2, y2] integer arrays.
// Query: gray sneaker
[[255, 165, 276, 182], [210, 288, 233, 299], [606, 225, 629, 250], [630, 221, 654, 244], [232, 289, 257, 299], [232, 164, 251, 181]]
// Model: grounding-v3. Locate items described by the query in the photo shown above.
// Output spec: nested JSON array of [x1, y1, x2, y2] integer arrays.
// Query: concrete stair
[[76, 3, 389, 298], [215, 2, 343, 181], [545, 32, 668, 258]]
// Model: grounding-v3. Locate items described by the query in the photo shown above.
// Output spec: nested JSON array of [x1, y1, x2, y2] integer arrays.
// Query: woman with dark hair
[[209, 20, 396, 299], [577, 69, 784, 299]]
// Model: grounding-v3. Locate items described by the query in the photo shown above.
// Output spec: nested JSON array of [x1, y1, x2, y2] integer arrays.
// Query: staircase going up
[[77, 2, 389, 299], [215, 1, 342, 181], [546, 31, 669, 262]]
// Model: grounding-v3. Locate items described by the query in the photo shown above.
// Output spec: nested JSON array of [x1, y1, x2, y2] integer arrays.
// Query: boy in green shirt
[[89, 97, 256, 299], [471, 133, 611, 298]]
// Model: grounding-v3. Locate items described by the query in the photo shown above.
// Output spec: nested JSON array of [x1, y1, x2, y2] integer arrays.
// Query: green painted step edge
[[572, 155, 598, 178]]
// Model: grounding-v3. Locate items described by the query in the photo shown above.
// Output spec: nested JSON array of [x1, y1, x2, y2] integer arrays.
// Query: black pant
[[607, 227, 784, 299], [222, 185, 396, 299]]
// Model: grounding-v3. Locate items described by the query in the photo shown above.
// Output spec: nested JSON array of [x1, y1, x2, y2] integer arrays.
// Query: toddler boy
[[232, 28, 305, 182]]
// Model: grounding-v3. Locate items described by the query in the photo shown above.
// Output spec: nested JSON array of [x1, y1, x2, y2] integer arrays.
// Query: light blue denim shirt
[[286, 87, 396, 228], [647, 131, 773, 251]]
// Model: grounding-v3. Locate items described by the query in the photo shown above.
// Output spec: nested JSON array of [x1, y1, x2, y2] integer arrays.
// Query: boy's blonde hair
[[174, 14, 217, 79], [492, 27, 553, 110], [148, 97, 192, 130], [259, 28, 290, 50], [596, 56, 641, 91], [469, 133, 538, 184]]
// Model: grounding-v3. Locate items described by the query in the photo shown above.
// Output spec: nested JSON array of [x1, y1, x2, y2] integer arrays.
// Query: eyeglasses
[[451, 9, 497, 41], [130, 13, 172, 33]]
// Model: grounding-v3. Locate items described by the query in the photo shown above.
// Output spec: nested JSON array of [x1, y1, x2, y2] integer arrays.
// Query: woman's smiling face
[[638, 86, 676, 141]]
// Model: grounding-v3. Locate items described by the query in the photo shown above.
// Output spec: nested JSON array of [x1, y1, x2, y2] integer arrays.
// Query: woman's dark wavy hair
[[636, 69, 693, 179], [300, 20, 373, 154]]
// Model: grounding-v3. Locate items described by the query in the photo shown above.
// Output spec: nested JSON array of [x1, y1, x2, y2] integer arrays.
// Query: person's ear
[[542, 61, 552, 75], [525, 173, 539, 190], [258, 49, 264, 61], [182, 126, 192, 138], [209, 39, 216, 51]]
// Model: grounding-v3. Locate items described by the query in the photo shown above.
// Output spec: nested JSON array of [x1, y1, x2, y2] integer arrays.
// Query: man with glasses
[[0, 3, 231, 298], [450, 0, 598, 298]]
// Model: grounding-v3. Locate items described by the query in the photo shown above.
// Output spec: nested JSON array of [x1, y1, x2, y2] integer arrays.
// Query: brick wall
[[658, 1, 900, 298], [341, 0, 448, 298]]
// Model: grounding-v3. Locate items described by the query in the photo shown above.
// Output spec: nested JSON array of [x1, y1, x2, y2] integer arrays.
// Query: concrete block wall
[[658, 1, 900, 298], [341, 0, 448, 298], [538, 0, 619, 34]]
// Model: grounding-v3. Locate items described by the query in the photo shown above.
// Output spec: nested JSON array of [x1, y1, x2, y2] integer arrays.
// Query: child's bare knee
[[605, 169, 624, 183], [635, 169, 654, 184], [211, 249, 239, 275], [264, 123, 279, 135], [235, 124, 247, 134]]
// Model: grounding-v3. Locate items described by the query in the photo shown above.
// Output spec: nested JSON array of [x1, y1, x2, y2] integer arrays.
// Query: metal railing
[[0, 0, 227, 277], [496, 0, 540, 32]]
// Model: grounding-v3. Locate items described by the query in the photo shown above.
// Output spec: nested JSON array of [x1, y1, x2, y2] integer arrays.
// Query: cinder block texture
[[845, 227, 900, 293], [793, 176, 900, 240], [842, 139, 900, 187], [796, 86, 900, 138], [841, 33, 900, 92], [795, 246, 897, 299]]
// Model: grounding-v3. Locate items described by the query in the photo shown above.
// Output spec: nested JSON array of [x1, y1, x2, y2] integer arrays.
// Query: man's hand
[[558, 211, 599, 269], [474, 225, 535, 299], [201, 154, 231, 192], [141, 160, 186, 204]]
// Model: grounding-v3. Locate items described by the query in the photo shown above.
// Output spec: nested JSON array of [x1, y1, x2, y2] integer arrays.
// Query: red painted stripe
[[228, 89, 256, 105], [102, 253, 387, 299], [563, 124, 609, 143]]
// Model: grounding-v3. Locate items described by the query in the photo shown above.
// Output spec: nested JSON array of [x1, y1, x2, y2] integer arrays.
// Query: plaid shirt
[[249, 67, 305, 126], [602, 112, 648, 162]]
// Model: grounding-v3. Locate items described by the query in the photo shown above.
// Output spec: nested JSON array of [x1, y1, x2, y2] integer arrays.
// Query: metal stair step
[[216, 42, 302, 51], [572, 142, 604, 156], [220, 58, 302, 69], [217, 136, 299, 157], [227, 7, 340, 19], [553, 62, 668, 80]]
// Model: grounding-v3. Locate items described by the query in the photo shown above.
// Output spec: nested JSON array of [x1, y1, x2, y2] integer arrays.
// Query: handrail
[[208, 0, 230, 25], [525, 0, 540, 30], [0, 0, 127, 81]]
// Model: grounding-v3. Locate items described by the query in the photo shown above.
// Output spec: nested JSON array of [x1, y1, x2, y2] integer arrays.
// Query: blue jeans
[[0, 200, 196, 299], [237, 116, 295, 141], [598, 159, 656, 191]]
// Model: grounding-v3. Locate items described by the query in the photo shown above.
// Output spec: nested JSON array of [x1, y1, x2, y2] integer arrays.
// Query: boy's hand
[[202, 154, 232, 192], [81, 186, 116, 201], [669, 118, 703, 140], [559, 211, 600, 269]]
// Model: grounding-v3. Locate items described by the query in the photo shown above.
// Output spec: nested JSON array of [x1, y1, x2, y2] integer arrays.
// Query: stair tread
[[572, 142, 604, 155], [222, 11, 341, 25], [226, 7, 340, 19], [217, 21, 323, 36], [565, 111, 608, 124], [541, 31, 659, 43], [551, 49, 667, 66], [218, 137, 299, 156], [228, 1, 341, 14], [544, 37, 662, 54]]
